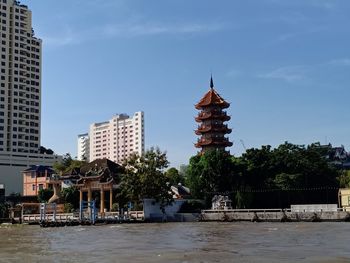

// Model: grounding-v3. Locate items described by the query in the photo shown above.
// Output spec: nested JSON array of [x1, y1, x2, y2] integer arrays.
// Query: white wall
[[143, 198, 186, 221]]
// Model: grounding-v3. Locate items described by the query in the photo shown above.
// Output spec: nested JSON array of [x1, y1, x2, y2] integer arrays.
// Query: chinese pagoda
[[195, 77, 233, 154]]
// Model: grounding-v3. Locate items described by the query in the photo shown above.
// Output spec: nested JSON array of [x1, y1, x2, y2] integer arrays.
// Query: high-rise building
[[78, 111, 145, 163], [195, 77, 232, 153], [0, 1, 60, 195], [0, 0, 41, 153], [77, 133, 89, 161]]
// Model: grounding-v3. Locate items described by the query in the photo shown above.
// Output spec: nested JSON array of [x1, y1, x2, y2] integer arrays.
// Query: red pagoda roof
[[195, 77, 229, 110], [195, 111, 231, 122], [195, 137, 233, 148]]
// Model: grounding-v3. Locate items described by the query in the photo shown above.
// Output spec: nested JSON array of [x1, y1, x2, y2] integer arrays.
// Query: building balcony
[[195, 124, 232, 135], [195, 111, 230, 122], [195, 137, 233, 148]]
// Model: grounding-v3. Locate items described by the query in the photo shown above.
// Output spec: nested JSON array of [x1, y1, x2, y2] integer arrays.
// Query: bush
[[64, 203, 74, 213], [178, 200, 206, 213], [0, 203, 9, 218], [111, 203, 119, 212], [38, 188, 54, 203]]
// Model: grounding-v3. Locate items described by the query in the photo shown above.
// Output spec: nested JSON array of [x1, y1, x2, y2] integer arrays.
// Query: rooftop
[[195, 77, 229, 110]]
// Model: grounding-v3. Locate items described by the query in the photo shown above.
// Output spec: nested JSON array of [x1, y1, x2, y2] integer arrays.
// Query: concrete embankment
[[200, 209, 350, 222]]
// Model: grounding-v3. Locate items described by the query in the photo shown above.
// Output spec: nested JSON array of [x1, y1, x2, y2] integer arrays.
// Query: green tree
[[235, 142, 340, 208], [38, 188, 54, 203], [186, 149, 234, 205], [61, 186, 80, 209], [53, 153, 85, 175], [165, 167, 185, 186], [0, 203, 9, 218], [338, 170, 350, 188], [120, 147, 173, 212]]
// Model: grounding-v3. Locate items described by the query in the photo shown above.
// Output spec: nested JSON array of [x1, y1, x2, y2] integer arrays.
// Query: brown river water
[[0, 222, 350, 263]]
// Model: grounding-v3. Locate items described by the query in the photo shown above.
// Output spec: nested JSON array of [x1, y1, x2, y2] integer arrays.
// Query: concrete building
[[0, 0, 42, 153], [0, 152, 61, 195], [77, 133, 89, 161], [0, 1, 61, 195], [79, 111, 145, 164], [22, 165, 54, 196]]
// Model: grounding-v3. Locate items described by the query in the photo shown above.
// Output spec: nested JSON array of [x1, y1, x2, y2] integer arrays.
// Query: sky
[[25, 0, 350, 167]]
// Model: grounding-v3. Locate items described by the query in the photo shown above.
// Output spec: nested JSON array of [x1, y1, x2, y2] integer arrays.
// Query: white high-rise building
[[0, 1, 61, 195], [77, 133, 89, 161], [0, 0, 42, 153], [78, 111, 145, 163]]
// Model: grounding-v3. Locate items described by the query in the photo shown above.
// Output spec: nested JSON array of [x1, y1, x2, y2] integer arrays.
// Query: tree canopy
[[53, 153, 85, 175], [165, 167, 185, 186], [186, 142, 341, 208], [119, 147, 173, 212]]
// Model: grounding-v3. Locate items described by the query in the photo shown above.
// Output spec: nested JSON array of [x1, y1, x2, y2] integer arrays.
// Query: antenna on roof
[[240, 139, 247, 151]]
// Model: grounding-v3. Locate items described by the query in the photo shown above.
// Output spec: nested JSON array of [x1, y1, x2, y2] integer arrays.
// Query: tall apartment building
[[0, 0, 41, 153], [78, 111, 145, 164], [77, 133, 89, 161], [0, 1, 60, 195]]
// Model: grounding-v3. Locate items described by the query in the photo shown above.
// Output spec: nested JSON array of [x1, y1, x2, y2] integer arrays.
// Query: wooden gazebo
[[75, 159, 123, 213]]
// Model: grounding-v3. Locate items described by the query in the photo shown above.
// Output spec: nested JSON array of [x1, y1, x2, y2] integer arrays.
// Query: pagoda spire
[[210, 75, 214, 89]]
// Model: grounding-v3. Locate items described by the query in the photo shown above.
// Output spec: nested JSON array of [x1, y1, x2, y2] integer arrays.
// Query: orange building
[[195, 77, 233, 153], [23, 165, 55, 196]]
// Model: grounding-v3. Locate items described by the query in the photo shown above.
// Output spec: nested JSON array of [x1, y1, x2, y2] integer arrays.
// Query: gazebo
[[74, 159, 123, 213]]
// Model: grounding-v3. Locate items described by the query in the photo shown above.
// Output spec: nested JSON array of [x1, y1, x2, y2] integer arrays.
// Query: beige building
[[0, 152, 61, 195], [79, 111, 145, 164], [0, 0, 42, 154], [0, 1, 61, 195]]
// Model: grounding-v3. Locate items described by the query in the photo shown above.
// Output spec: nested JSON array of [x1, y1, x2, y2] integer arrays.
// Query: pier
[[21, 210, 144, 227]]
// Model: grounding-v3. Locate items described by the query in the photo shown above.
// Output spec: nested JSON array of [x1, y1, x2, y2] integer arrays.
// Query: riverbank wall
[[200, 209, 350, 222]]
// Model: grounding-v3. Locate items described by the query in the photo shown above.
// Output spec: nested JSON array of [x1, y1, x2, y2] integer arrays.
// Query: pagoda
[[195, 77, 233, 154]]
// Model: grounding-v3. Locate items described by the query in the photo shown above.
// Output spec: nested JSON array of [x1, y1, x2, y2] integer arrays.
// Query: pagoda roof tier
[[195, 111, 230, 122], [195, 87, 229, 110], [195, 124, 232, 135], [195, 137, 233, 148], [195, 77, 230, 110]]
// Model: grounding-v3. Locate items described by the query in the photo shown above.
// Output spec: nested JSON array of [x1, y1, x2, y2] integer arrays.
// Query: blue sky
[[26, 0, 350, 167]]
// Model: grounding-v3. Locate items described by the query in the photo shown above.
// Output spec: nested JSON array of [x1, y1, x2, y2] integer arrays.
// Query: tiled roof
[[23, 165, 54, 173], [195, 87, 229, 109], [79, 158, 123, 175]]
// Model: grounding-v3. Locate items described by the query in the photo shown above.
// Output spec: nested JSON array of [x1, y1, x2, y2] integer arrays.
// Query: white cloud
[[39, 21, 225, 48], [101, 22, 225, 38], [258, 66, 307, 82], [328, 58, 350, 66], [258, 58, 350, 83], [41, 35, 79, 47], [226, 69, 241, 78]]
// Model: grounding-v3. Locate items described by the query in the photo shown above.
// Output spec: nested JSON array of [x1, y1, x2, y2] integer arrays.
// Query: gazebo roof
[[80, 158, 123, 175], [75, 158, 123, 186]]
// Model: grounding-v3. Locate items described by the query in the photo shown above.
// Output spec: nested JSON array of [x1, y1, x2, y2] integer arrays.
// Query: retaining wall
[[201, 210, 350, 222]]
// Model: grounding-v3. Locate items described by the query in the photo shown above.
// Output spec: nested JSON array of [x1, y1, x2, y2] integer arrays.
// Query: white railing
[[22, 211, 144, 223], [101, 211, 144, 219], [22, 213, 76, 222]]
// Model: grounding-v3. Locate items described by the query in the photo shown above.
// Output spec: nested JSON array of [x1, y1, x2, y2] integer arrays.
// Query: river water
[[0, 222, 350, 263]]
